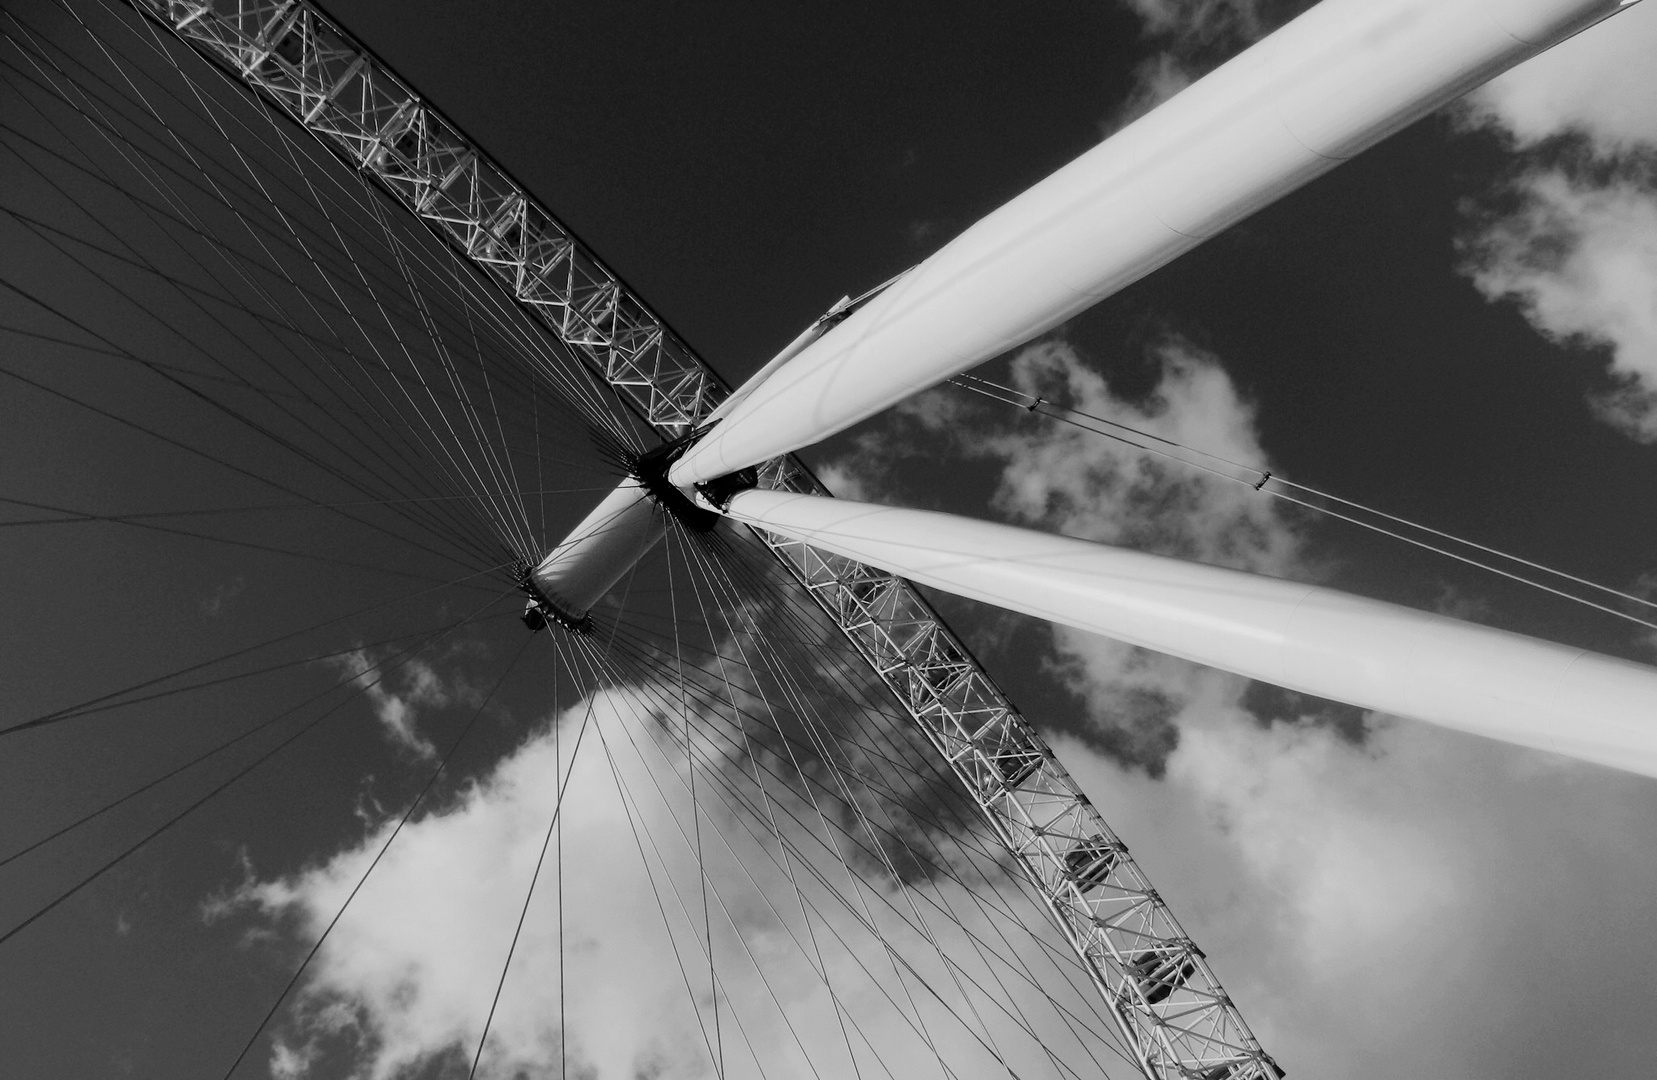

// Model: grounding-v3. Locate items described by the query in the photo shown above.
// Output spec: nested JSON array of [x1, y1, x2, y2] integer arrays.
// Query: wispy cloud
[[328, 650, 474, 760], [819, 320, 1657, 1075], [1103, 1, 1316, 132], [1060, 683, 1657, 1079], [198, 575, 246, 618], [224, 673, 1117, 1079], [1459, 3, 1657, 154], [1456, 3, 1657, 441], [830, 337, 1322, 772], [1461, 164, 1657, 439]]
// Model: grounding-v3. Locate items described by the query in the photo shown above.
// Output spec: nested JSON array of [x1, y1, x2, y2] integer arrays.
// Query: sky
[[3, 1, 1657, 1079]]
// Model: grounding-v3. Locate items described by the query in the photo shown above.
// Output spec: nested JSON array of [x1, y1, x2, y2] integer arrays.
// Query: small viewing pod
[[981, 734, 1044, 793], [1122, 948, 1200, 1007], [1063, 837, 1122, 892], [1190, 1061, 1286, 1080]]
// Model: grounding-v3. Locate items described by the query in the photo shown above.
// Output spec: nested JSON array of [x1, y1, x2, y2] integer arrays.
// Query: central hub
[[631, 436, 721, 531], [630, 433, 757, 531], [514, 561, 589, 633]]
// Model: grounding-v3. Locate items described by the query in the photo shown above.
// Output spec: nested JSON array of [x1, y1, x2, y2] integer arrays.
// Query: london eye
[[3, 2, 1655, 1078]]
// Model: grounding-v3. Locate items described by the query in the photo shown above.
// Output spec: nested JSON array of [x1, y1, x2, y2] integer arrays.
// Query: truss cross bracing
[[131, 2, 1281, 1076]]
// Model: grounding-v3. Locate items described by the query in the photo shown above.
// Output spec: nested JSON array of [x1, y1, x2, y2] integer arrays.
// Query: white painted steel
[[723, 489, 1657, 779], [531, 480, 664, 617], [671, 0, 1637, 487], [704, 319, 834, 424], [531, 311, 838, 614]]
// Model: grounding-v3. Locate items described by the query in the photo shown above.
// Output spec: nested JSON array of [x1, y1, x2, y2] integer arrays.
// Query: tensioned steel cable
[[12, 0, 646, 477], [8, 4, 639, 586], [0, 611, 507, 742], [0, 485, 616, 528], [661, 511, 729, 1078], [599, 583, 1105, 953], [581, 612, 961, 1080], [585, 567, 885, 1078], [611, 545, 879, 1077], [44, 1, 530, 509], [0, 614, 520, 873], [366, 189, 540, 559], [0, 113, 609, 486], [587, 630, 1107, 1078], [952, 371, 1657, 633], [515, 531, 1121, 1062], [0, 29, 512, 562], [100, 0, 656, 440], [554, 632, 565, 1078], [100, 0, 639, 450], [356, 186, 539, 561], [219, 632, 533, 1080], [0, 284, 502, 575], [584, 689, 804, 1080], [459, 581, 650, 1080], [588, 609, 1111, 1079], [0, 586, 515, 949], [6, 7, 1153, 1076], [0, 488, 481, 585], [550, 506, 1133, 1073], [2, 559, 513, 735], [673, 530, 1058, 1075], [689, 527, 1118, 1079], [673, 526, 1100, 1074], [15, 1, 611, 418], [597, 671, 898, 1080], [678, 526, 1131, 1066], [3, 6, 609, 566], [659, 548, 961, 1080]]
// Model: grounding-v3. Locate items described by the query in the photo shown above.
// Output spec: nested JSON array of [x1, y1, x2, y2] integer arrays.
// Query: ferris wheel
[[1, 1, 1653, 1078]]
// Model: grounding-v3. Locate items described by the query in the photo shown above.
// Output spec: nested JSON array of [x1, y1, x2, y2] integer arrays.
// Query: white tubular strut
[[721, 489, 1657, 780], [670, 0, 1639, 488], [530, 479, 665, 619], [528, 315, 845, 618]]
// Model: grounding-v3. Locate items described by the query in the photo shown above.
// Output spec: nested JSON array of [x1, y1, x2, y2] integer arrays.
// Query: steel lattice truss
[[131, 3, 1282, 1077]]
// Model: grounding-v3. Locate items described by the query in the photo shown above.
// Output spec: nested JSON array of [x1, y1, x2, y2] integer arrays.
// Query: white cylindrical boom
[[672, 0, 1637, 487], [529, 313, 847, 615], [531, 479, 664, 618], [722, 489, 1657, 779]]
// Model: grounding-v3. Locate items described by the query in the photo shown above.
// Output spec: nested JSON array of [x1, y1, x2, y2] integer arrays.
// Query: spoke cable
[[219, 633, 534, 1080]]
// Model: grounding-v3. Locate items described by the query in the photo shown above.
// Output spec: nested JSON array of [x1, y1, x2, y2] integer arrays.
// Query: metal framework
[[129, 2, 1279, 1076]]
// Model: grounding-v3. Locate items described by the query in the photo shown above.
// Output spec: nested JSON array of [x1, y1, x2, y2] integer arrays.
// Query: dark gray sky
[[3, 1, 1656, 1078]]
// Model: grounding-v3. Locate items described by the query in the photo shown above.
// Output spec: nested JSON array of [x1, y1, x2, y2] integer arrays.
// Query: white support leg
[[530, 479, 664, 619], [721, 488, 1657, 780], [671, 0, 1639, 487]]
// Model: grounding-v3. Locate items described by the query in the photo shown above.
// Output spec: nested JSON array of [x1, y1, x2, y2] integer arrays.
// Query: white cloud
[[237, 689, 698, 1080], [831, 338, 1313, 769], [199, 575, 247, 618], [848, 339, 1301, 574], [820, 312, 1657, 1075], [1457, 2, 1657, 442], [1104, 1, 1316, 131], [984, 340, 1302, 576], [812, 460, 874, 503], [1462, 170, 1657, 440], [1118, 0, 1272, 46], [1461, 1, 1657, 153], [227, 677, 1125, 1080], [1057, 687, 1657, 1080], [239, 310, 1657, 1080], [329, 650, 469, 760], [872, 332, 1657, 1075], [1103, 53, 1196, 133]]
